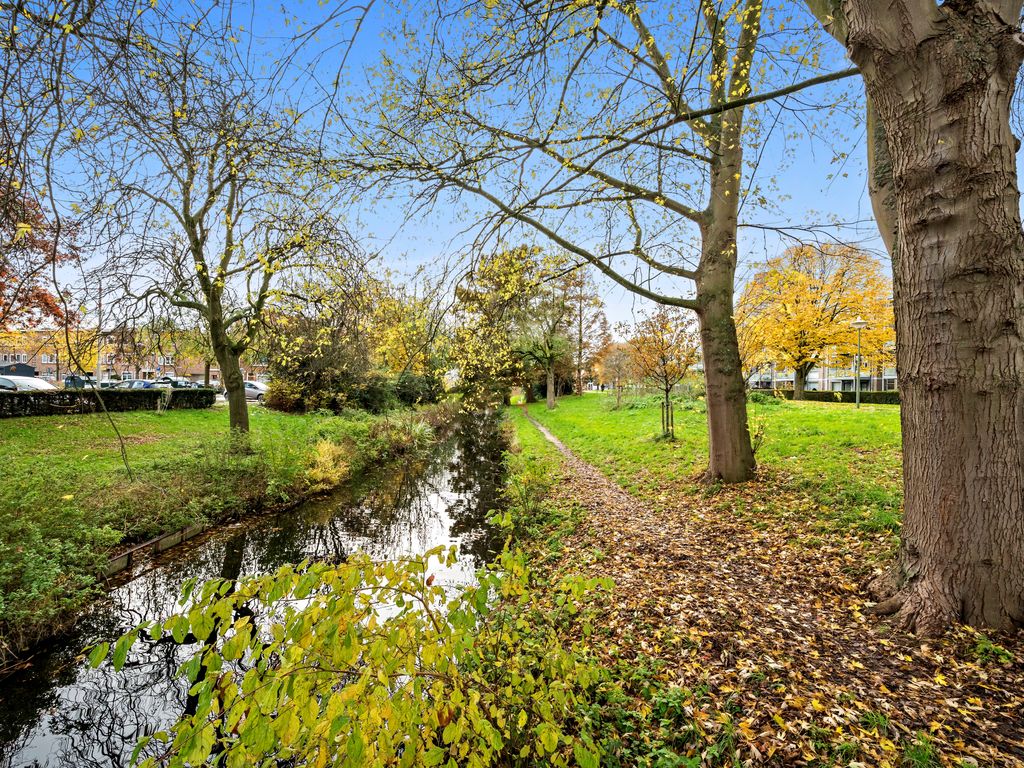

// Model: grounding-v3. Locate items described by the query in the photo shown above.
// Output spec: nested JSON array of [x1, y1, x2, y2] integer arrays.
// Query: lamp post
[[850, 316, 869, 408]]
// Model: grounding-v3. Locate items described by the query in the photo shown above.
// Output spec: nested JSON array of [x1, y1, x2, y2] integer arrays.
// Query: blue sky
[[68, 0, 887, 329]]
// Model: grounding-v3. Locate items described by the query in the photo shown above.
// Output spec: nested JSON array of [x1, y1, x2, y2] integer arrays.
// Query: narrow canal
[[0, 411, 507, 768]]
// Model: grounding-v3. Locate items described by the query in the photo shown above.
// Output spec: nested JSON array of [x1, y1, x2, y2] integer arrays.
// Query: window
[[105, 353, 116, 364], [121, 371, 132, 380], [16, 353, 28, 363], [159, 355, 175, 366], [41, 353, 57, 364]]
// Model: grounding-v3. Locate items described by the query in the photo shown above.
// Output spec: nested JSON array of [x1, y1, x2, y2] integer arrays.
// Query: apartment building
[[749, 362, 898, 392]]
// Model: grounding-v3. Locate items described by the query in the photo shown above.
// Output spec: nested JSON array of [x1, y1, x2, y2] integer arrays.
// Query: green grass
[[500, 407, 584, 562], [0, 404, 427, 654], [515, 392, 903, 534]]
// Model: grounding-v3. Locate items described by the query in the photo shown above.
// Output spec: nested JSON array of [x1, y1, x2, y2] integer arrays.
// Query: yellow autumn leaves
[[737, 244, 895, 378]]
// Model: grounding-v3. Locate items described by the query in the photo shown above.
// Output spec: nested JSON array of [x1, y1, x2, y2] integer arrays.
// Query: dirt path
[[523, 411, 1024, 767]]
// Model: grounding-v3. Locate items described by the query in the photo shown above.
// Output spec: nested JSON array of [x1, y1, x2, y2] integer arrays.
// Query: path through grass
[[524, 392, 903, 533]]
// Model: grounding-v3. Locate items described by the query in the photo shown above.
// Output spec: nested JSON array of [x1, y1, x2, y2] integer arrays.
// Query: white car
[[0, 375, 59, 392]]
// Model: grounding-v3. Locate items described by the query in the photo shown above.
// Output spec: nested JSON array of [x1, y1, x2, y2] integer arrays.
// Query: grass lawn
[[520, 392, 903, 534], [0, 404, 423, 654]]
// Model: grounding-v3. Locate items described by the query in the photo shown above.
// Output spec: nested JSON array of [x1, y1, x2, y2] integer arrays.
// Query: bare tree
[[346, 0, 857, 481], [74, 17, 347, 431], [807, 1, 1024, 634]]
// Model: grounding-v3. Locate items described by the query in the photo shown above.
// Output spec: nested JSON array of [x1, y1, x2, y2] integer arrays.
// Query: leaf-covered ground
[[511, 397, 1023, 767]]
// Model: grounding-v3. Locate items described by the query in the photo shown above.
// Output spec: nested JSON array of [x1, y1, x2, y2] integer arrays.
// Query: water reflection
[[0, 412, 506, 768]]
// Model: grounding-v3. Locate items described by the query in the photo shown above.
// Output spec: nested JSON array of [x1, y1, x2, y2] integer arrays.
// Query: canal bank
[[0, 404, 451, 663], [0, 410, 509, 766]]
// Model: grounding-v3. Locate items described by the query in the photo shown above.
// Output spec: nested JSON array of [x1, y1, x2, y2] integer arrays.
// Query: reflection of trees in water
[[0, 536, 252, 768], [0, 411, 508, 766], [446, 410, 508, 565]]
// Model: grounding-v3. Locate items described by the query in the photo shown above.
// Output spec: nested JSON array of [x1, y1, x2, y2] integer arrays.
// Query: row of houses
[[0, 327, 268, 384]]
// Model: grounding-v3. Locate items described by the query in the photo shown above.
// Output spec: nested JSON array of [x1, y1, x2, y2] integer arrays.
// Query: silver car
[[0, 375, 59, 391], [224, 380, 268, 402]]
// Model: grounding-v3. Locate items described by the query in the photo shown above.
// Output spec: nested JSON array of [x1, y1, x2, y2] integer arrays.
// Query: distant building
[[748, 362, 898, 392], [0, 327, 268, 385]]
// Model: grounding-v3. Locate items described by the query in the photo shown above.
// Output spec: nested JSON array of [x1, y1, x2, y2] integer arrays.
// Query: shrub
[[746, 390, 782, 406], [774, 389, 900, 405], [393, 371, 441, 406], [264, 379, 305, 413], [95, 549, 611, 768], [0, 388, 215, 418], [619, 393, 706, 413], [347, 372, 399, 413], [304, 439, 353, 492], [164, 388, 217, 410]]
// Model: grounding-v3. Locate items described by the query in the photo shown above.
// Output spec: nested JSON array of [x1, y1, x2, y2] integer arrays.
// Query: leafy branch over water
[[90, 546, 611, 768]]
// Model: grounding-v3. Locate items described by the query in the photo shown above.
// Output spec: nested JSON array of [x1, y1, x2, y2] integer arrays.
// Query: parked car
[[224, 380, 268, 402], [115, 379, 156, 390], [0, 375, 59, 391], [64, 374, 99, 389], [152, 376, 200, 389]]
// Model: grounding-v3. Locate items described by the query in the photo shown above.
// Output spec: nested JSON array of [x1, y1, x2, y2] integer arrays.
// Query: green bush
[[775, 389, 900, 405], [620, 394, 706, 413], [97, 549, 611, 768], [0, 388, 215, 418], [164, 388, 217, 409], [746, 390, 782, 406], [266, 371, 412, 414], [263, 379, 305, 413], [394, 371, 441, 406], [348, 372, 399, 412]]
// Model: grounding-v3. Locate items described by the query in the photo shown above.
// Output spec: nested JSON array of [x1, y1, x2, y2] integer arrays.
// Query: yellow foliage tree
[[624, 307, 701, 436], [736, 245, 895, 399], [450, 246, 541, 406]]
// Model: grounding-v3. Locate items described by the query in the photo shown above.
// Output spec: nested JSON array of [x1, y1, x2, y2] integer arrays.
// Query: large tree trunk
[[524, 376, 537, 404], [841, 2, 1024, 633], [545, 367, 556, 410], [216, 344, 249, 433], [696, 151, 757, 483], [696, 254, 756, 483], [793, 366, 809, 401]]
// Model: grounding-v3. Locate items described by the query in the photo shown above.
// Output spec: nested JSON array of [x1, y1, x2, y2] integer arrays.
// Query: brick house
[[0, 327, 268, 385]]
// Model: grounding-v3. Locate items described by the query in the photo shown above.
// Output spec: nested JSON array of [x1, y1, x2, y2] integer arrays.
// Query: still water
[[0, 412, 506, 768]]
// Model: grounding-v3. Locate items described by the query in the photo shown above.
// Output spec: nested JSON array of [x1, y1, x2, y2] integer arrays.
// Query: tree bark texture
[[843, 1, 1024, 633], [214, 337, 249, 433], [696, 157, 757, 482], [793, 365, 810, 401], [545, 367, 556, 410]]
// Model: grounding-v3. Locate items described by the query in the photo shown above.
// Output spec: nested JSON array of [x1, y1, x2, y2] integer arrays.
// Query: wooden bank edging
[[102, 523, 209, 578]]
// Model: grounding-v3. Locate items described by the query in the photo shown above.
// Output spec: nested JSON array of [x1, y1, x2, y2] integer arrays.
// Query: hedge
[[0, 387, 217, 418], [774, 388, 900, 405]]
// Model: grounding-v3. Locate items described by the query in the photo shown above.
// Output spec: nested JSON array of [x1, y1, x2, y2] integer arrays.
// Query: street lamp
[[850, 316, 869, 408]]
